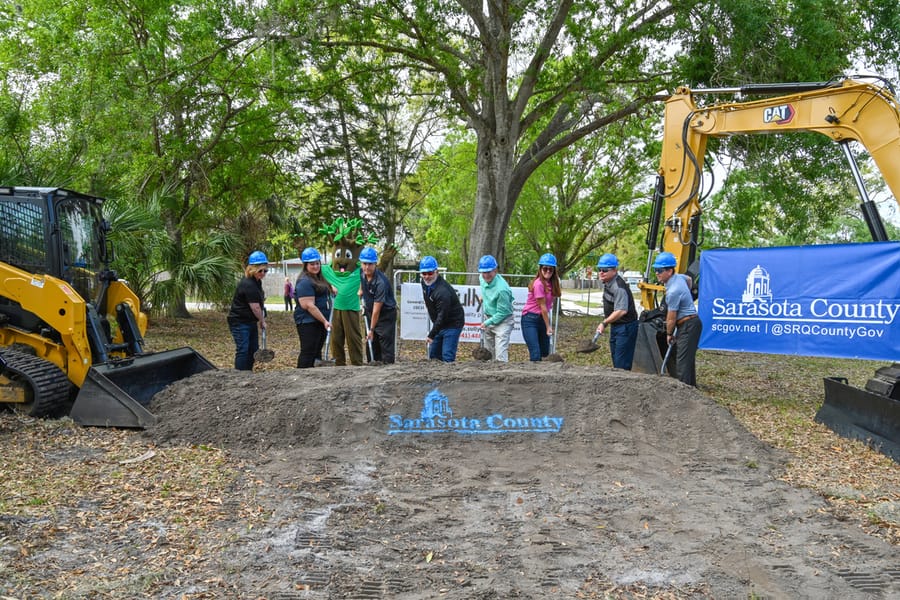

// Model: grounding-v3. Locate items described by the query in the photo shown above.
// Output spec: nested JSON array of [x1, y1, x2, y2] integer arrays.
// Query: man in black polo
[[359, 247, 397, 364], [594, 253, 639, 370]]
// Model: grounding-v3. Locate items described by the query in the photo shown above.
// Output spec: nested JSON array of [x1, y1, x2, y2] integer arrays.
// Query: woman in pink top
[[520, 253, 561, 361]]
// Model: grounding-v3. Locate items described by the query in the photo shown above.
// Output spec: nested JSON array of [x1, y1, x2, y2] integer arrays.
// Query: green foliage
[[2, 0, 896, 302], [105, 187, 240, 315], [857, 0, 900, 72], [678, 0, 858, 85], [701, 131, 900, 248], [317, 218, 378, 245], [405, 134, 478, 271], [1, 0, 299, 311], [283, 37, 442, 261]]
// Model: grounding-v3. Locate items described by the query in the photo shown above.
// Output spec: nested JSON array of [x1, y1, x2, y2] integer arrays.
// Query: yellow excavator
[[632, 75, 900, 459], [0, 186, 215, 427]]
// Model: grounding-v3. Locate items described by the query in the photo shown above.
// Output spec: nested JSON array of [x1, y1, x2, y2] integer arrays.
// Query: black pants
[[296, 321, 327, 368], [674, 316, 702, 386], [366, 308, 397, 364]]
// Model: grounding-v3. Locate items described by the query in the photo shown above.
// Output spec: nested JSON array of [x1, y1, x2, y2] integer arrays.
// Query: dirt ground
[[136, 361, 898, 599]]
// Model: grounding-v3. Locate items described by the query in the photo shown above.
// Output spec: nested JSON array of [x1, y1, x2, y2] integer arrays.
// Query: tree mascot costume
[[319, 218, 377, 366]]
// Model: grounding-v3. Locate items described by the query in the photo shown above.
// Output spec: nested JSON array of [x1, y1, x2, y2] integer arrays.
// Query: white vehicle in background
[[622, 270, 642, 293]]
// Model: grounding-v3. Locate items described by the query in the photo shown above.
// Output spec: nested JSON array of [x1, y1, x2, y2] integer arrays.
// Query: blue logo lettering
[[388, 388, 563, 435]]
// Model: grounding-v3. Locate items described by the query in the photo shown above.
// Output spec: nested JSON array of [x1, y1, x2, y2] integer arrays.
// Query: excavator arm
[[640, 76, 900, 310]]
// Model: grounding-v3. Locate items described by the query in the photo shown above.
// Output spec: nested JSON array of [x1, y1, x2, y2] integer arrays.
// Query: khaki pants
[[330, 309, 364, 366], [483, 316, 514, 362]]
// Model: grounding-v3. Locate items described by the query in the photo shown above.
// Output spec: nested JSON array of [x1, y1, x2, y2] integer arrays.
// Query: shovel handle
[[660, 326, 677, 375], [364, 314, 375, 361]]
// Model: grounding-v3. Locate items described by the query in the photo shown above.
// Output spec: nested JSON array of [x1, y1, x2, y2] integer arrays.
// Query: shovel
[[364, 314, 382, 365], [471, 310, 492, 361], [254, 328, 275, 363], [315, 301, 336, 367], [546, 298, 565, 362], [315, 324, 335, 367], [576, 330, 602, 354], [660, 326, 677, 375], [472, 327, 492, 361]]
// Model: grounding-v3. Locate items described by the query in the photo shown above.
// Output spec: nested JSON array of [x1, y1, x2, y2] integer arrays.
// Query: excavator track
[[0, 348, 72, 418]]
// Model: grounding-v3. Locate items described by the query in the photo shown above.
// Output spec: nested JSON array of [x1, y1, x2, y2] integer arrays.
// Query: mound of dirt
[[145, 362, 899, 599]]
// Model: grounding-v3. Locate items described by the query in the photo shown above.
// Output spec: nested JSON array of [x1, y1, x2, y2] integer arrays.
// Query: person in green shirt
[[478, 255, 515, 362], [321, 244, 364, 366]]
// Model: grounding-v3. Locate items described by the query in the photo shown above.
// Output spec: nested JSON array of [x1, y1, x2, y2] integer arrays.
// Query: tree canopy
[[1, 0, 896, 310]]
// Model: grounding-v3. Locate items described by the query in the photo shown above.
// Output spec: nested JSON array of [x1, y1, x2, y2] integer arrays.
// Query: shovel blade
[[254, 349, 275, 362], [472, 347, 492, 361]]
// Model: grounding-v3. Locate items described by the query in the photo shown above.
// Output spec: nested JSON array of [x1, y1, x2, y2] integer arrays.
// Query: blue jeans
[[428, 327, 462, 362], [229, 321, 259, 371], [609, 320, 639, 370], [520, 312, 549, 361]]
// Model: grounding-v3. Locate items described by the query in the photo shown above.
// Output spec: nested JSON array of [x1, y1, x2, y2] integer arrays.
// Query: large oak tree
[[269, 0, 867, 271]]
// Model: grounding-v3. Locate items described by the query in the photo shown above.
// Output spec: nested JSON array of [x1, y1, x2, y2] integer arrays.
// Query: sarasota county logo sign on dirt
[[388, 388, 563, 435]]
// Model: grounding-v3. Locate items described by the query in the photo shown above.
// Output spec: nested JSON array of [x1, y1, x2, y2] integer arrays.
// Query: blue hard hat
[[538, 253, 557, 267], [419, 256, 438, 272], [478, 254, 498, 273], [597, 253, 618, 268], [652, 251, 677, 269], [359, 247, 378, 263], [301, 247, 322, 262], [248, 251, 269, 265]]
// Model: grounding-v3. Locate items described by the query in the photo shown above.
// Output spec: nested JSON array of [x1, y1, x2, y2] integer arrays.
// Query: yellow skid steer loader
[[0, 186, 214, 428]]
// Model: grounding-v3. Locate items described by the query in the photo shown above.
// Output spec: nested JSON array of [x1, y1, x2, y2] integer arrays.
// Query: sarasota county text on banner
[[699, 242, 900, 361]]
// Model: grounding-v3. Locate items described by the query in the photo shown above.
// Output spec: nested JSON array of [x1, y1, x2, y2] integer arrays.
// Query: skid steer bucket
[[70, 347, 216, 428], [816, 364, 900, 462]]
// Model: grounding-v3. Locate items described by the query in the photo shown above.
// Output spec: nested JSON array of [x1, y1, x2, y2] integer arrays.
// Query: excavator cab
[[0, 186, 215, 427]]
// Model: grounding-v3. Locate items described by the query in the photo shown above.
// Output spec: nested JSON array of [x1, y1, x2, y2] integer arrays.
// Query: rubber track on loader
[[0, 348, 71, 417]]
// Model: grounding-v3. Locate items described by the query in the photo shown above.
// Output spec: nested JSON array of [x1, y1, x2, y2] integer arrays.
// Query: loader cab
[[55, 194, 106, 303], [0, 186, 105, 303]]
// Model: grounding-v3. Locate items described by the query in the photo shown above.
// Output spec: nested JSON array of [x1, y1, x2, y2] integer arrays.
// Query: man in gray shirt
[[594, 253, 639, 370]]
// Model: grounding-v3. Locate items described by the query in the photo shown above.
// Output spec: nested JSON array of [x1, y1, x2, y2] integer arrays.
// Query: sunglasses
[[259, 268, 268, 273], [597, 268, 613, 273], [654, 268, 667, 274], [541, 266, 554, 271], [421, 270, 436, 276]]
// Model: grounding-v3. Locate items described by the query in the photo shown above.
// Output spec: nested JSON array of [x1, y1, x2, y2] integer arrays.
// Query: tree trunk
[[467, 128, 517, 276]]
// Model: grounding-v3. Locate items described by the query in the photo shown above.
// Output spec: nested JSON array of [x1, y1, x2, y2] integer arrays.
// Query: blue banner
[[699, 242, 900, 361]]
